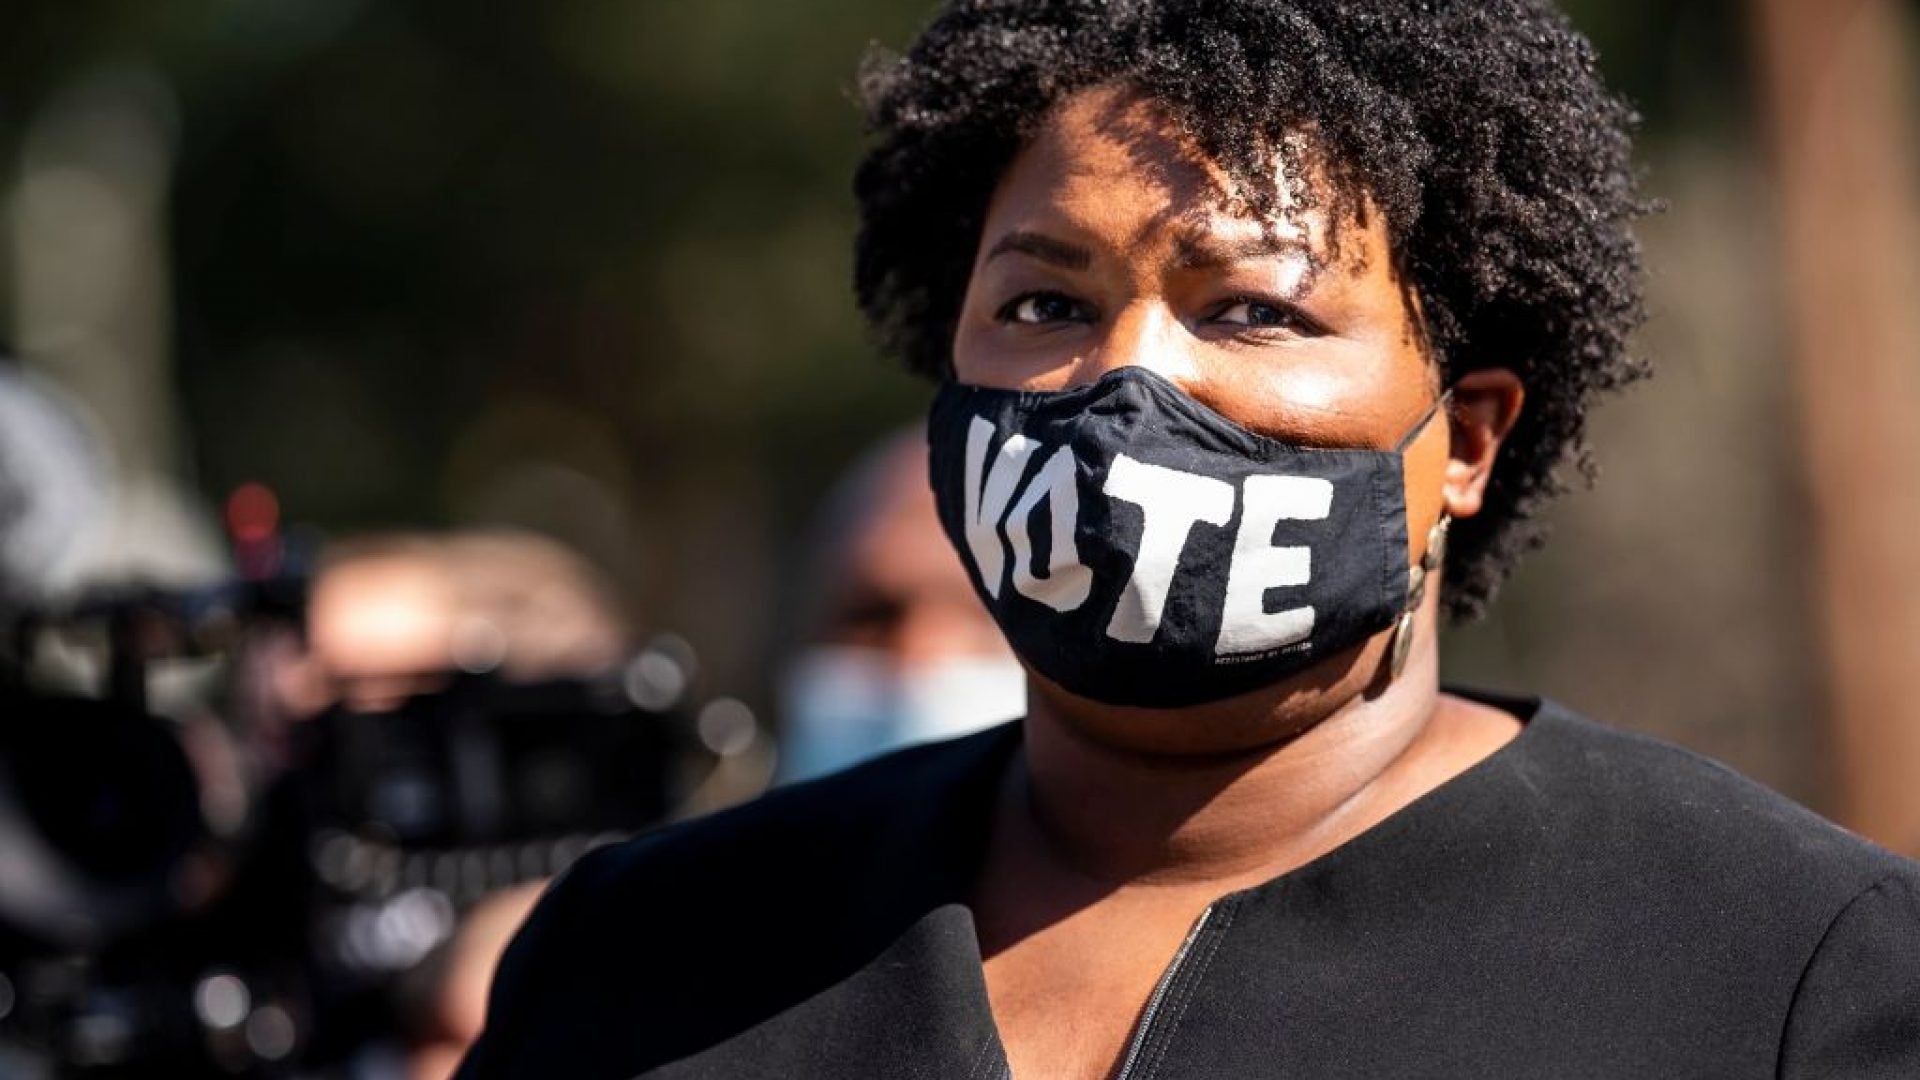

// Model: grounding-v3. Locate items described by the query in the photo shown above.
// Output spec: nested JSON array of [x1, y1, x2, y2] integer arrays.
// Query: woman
[[459, 2, 1920, 1077]]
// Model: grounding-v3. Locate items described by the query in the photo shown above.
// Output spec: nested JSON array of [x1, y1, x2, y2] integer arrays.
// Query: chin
[[1023, 637, 1396, 760]]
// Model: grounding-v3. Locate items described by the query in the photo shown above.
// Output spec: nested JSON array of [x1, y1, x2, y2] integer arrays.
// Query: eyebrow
[[984, 230, 1092, 271], [1172, 232, 1313, 270], [982, 228, 1315, 274]]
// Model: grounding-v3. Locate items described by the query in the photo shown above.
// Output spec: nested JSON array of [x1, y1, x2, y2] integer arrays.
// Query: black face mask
[[927, 367, 1441, 709]]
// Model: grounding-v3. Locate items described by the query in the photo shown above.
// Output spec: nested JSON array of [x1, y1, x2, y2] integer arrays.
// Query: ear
[[1443, 369, 1524, 519]]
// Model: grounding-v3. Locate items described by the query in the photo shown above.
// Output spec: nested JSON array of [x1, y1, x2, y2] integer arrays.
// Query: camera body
[[0, 583, 695, 1075]]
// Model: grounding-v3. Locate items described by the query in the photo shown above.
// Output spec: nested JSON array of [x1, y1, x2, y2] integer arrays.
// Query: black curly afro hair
[[853, 0, 1649, 620]]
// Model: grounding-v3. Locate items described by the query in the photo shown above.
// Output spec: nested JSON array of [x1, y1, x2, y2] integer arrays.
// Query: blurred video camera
[[0, 578, 718, 1077]]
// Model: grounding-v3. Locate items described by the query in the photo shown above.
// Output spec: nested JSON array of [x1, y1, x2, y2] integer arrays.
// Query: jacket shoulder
[[458, 723, 1015, 1079], [584, 720, 1013, 900], [1525, 702, 1914, 904]]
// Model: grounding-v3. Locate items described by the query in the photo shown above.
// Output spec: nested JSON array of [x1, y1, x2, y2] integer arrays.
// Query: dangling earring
[[1389, 514, 1450, 679]]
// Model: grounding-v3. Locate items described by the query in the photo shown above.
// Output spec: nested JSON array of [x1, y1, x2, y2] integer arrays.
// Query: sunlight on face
[[952, 85, 1438, 454]]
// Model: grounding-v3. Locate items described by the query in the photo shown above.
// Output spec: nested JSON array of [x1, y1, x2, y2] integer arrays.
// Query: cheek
[[1211, 364, 1353, 431], [1399, 409, 1453, 555], [950, 262, 1057, 388], [949, 322, 1002, 386], [950, 315, 1084, 392], [1189, 337, 1429, 448], [950, 287, 1012, 386]]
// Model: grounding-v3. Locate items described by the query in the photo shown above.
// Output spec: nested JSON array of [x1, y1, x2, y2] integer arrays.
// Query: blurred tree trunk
[[1751, 0, 1920, 852]]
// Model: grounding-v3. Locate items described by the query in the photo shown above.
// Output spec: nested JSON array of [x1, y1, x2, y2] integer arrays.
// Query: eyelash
[[995, 291, 1096, 326], [992, 290, 1320, 335], [1211, 295, 1318, 333]]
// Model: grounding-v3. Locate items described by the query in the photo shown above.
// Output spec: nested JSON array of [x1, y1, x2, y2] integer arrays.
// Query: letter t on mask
[[1102, 453, 1235, 644], [1217, 475, 1333, 655]]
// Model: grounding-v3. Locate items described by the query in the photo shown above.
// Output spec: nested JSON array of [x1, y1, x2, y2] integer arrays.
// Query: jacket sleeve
[[1778, 871, 1920, 1079]]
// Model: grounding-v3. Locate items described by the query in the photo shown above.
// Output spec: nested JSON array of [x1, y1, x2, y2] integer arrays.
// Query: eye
[[996, 291, 1097, 326], [1209, 297, 1315, 332]]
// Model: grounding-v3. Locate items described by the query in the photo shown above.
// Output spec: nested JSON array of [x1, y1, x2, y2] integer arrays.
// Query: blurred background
[[0, 0, 1918, 1075]]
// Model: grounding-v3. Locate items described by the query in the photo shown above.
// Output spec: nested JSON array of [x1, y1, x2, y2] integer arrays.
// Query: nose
[[1060, 301, 1199, 390]]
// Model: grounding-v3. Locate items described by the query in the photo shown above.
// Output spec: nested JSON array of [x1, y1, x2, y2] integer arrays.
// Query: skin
[[303, 551, 460, 713], [955, 86, 1528, 1080], [295, 534, 632, 715], [408, 882, 545, 1080]]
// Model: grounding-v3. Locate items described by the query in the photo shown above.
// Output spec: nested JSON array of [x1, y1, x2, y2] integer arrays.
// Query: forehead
[[991, 84, 1388, 271]]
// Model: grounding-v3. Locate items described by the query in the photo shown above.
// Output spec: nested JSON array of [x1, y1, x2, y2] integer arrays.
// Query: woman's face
[[953, 85, 1441, 457], [951, 85, 1513, 741]]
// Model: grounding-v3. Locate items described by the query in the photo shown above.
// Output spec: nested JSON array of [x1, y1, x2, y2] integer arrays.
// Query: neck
[[1015, 633, 1472, 890]]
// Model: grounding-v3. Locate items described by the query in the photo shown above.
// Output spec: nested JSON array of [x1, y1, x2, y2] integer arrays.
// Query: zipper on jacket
[[1112, 904, 1218, 1080]]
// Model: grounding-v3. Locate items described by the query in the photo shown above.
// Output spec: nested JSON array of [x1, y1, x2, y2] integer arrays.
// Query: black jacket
[[458, 695, 1920, 1078]]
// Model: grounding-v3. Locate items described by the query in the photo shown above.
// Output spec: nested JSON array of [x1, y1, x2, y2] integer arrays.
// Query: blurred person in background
[[0, 357, 110, 622], [292, 530, 634, 718], [286, 529, 639, 1078], [235, 527, 639, 790], [0, 364, 692, 1074], [778, 426, 1024, 783], [460, 2, 1920, 1078], [0, 359, 32, 632]]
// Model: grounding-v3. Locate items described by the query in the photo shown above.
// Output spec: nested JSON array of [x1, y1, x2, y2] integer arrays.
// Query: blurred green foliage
[[163, 0, 936, 529]]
